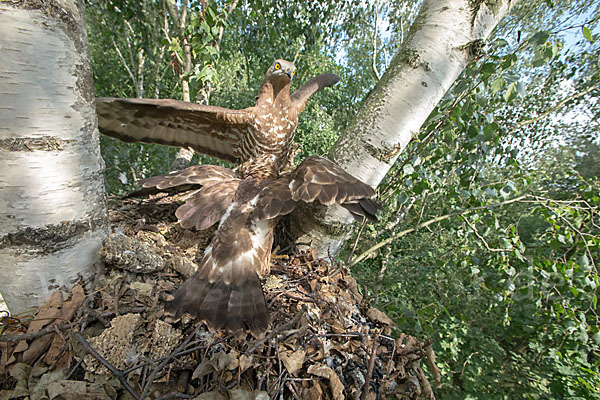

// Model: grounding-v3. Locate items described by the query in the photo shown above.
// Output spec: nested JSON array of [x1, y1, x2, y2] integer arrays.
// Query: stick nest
[[0, 195, 441, 399]]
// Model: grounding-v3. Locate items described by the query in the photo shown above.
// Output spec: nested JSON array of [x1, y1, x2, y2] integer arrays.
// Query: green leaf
[[577, 254, 589, 267], [504, 82, 518, 103], [516, 81, 526, 97], [491, 77, 505, 93], [530, 31, 550, 45], [582, 26, 593, 42]]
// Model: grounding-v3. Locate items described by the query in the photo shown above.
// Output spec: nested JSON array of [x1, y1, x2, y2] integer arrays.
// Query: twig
[[346, 219, 367, 264], [279, 291, 316, 303], [66, 355, 85, 379], [73, 332, 141, 400], [139, 325, 201, 400], [509, 78, 600, 135], [361, 331, 381, 400], [351, 195, 528, 266], [156, 393, 193, 400], [246, 308, 305, 354], [0, 323, 70, 343], [460, 216, 510, 252]]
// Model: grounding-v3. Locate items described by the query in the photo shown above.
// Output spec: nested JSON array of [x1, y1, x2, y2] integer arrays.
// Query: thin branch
[[246, 307, 305, 354], [461, 216, 510, 252], [510, 79, 600, 134], [111, 36, 137, 93], [371, 6, 381, 80], [351, 195, 528, 266], [74, 332, 141, 400], [360, 330, 381, 400], [0, 323, 70, 343]]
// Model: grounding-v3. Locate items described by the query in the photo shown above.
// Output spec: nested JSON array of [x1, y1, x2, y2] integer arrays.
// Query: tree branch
[[511, 79, 600, 134], [111, 36, 138, 95], [350, 195, 528, 266]]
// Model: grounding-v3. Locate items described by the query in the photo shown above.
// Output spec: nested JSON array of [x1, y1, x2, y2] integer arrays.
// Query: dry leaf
[[227, 350, 240, 370], [14, 291, 64, 354], [192, 359, 214, 380], [306, 380, 323, 400], [47, 379, 117, 400], [367, 307, 395, 327], [426, 344, 442, 389], [280, 349, 305, 374], [61, 284, 85, 321], [228, 387, 269, 400], [307, 363, 344, 400], [192, 391, 227, 400], [238, 354, 253, 374]]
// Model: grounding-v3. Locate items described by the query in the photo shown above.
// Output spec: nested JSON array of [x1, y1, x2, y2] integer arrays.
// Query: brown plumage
[[96, 60, 340, 167], [107, 60, 379, 336], [143, 157, 379, 336]]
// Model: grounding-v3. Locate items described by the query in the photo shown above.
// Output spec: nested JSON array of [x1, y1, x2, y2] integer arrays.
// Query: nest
[[0, 195, 441, 399]]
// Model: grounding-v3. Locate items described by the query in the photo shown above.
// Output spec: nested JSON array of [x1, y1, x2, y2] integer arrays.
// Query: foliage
[[347, 3, 600, 398]]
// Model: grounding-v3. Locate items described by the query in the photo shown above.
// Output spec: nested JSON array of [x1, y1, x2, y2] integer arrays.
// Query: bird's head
[[265, 59, 296, 83]]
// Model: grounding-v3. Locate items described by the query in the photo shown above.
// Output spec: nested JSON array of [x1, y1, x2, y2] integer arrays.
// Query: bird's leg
[[270, 245, 289, 260], [280, 143, 302, 174]]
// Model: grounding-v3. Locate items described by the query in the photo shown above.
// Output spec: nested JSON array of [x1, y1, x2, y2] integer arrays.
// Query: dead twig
[[246, 307, 305, 354], [0, 323, 71, 343], [139, 325, 201, 400], [361, 330, 381, 400], [73, 332, 141, 400]]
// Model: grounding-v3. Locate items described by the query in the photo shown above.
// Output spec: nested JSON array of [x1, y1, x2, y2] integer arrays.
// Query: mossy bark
[[291, 0, 516, 257]]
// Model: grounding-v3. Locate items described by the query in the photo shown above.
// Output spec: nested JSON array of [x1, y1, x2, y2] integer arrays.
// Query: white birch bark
[[293, 0, 517, 256], [0, 2, 109, 314]]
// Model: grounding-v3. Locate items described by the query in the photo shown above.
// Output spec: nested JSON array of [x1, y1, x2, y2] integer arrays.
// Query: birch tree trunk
[[291, 0, 517, 256], [0, 1, 109, 314]]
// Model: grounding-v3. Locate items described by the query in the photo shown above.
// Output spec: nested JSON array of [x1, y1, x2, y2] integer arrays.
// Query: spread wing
[[96, 98, 251, 162], [137, 164, 237, 189], [134, 165, 240, 230], [291, 73, 340, 113], [253, 156, 380, 222], [175, 181, 239, 230]]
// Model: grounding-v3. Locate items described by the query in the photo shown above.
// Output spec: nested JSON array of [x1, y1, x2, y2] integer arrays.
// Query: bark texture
[[293, 0, 517, 256], [0, 1, 108, 314]]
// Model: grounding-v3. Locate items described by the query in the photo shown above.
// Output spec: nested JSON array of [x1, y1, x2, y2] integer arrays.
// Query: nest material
[[0, 195, 441, 399]]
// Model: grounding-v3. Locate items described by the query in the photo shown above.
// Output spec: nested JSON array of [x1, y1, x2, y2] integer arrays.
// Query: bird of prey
[[96, 60, 340, 172], [139, 156, 378, 336], [97, 60, 379, 336]]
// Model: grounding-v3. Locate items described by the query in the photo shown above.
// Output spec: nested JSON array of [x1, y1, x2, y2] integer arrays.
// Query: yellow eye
[[274, 63, 281, 70]]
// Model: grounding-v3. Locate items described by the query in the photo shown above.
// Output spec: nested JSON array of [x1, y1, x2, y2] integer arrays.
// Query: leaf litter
[[0, 194, 441, 399]]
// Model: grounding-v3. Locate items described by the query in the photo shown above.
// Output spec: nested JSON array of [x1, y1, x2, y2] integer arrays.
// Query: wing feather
[[96, 97, 251, 162], [138, 164, 237, 189], [175, 180, 239, 230], [290, 74, 340, 113], [288, 156, 380, 222], [253, 178, 296, 221]]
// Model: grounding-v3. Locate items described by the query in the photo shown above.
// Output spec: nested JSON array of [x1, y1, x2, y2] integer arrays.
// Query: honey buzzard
[[96, 60, 379, 336]]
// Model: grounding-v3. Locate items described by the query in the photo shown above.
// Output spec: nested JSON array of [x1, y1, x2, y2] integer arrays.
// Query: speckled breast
[[239, 110, 298, 164]]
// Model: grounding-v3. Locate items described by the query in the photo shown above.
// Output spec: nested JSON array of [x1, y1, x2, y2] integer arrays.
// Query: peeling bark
[[0, 1, 109, 314], [293, 0, 517, 256]]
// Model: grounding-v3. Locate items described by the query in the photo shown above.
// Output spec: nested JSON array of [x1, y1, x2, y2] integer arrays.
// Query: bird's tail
[[165, 266, 269, 338], [165, 194, 274, 337]]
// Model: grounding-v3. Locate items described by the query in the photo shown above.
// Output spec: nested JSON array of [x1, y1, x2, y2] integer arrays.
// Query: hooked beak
[[282, 67, 294, 80]]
